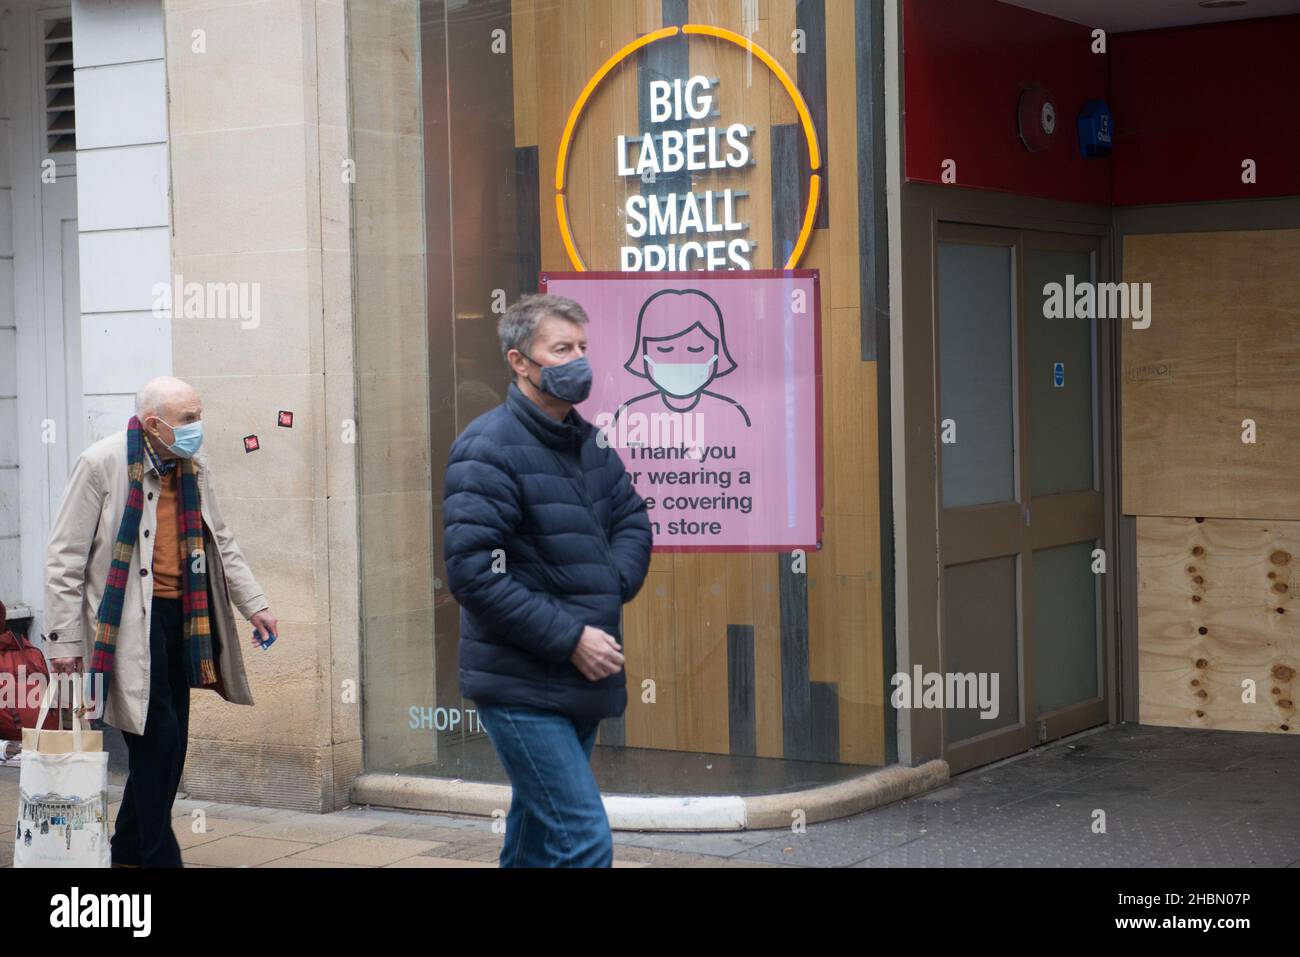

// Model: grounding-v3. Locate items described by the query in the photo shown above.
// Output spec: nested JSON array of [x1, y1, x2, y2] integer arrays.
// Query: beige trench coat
[[42, 430, 267, 735]]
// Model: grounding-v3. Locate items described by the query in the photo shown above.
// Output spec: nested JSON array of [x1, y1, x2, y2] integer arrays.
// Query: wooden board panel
[[511, 0, 538, 148], [533, 2, 568, 269], [636, 0, 662, 33], [768, 0, 799, 126], [580, 0, 636, 272], [805, 520, 838, 683], [633, 569, 679, 747], [751, 553, 785, 757], [1122, 229, 1300, 520], [690, 0, 774, 275], [836, 572, 885, 763], [824, 0, 861, 310], [1138, 516, 1298, 734]]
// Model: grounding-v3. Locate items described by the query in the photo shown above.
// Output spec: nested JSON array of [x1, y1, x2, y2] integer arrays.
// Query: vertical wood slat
[[855, 0, 888, 359], [582, 0, 622, 272], [673, 552, 730, 752], [623, 570, 676, 749], [637, 0, 663, 33], [663, 0, 690, 28], [514, 146, 541, 296], [752, 552, 785, 757], [565, 0, 595, 260], [804, 1, 883, 765], [779, 555, 815, 759], [728, 625, 758, 755], [511, 0, 538, 148], [686, 47, 783, 746], [825, 0, 862, 311], [795, 0, 829, 231], [767, 0, 799, 126], [536, 0, 567, 270]]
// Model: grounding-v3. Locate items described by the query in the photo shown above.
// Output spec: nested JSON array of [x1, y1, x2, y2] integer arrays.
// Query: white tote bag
[[13, 676, 110, 868]]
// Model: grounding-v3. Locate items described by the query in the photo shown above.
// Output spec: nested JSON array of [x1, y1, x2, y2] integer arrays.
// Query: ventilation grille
[[43, 17, 75, 154]]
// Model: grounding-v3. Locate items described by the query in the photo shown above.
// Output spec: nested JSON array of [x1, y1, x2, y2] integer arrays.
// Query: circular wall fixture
[[1018, 84, 1058, 153]]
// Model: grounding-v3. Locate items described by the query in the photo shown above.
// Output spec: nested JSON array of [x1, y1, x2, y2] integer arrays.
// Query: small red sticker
[[278, 411, 294, 428], [243, 435, 260, 453]]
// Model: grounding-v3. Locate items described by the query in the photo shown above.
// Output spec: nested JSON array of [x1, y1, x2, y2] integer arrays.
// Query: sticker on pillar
[[540, 271, 823, 553], [243, 435, 261, 453], [278, 411, 294, 428], [1054, 362, 1066, 389]]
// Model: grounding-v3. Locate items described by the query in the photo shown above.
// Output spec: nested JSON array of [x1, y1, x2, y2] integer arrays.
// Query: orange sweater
[[152, 471, 184, 599]]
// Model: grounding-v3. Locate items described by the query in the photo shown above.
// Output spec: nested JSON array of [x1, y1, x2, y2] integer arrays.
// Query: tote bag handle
[[32, 673, 85, 752]]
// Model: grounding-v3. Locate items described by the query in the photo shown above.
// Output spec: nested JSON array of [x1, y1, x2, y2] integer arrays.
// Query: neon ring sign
[[555, 24, 823, 273]]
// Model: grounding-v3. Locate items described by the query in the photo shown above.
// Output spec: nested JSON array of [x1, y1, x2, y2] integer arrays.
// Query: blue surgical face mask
[[524, 353, 593, 405], [157, 418, 204, 458]]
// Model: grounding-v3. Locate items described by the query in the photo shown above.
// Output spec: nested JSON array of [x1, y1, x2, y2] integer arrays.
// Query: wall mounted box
[[1077, 99, 1113, 158]]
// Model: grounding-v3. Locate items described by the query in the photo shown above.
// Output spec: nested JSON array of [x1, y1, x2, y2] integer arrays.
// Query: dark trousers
[[110, 597, 190, 867]]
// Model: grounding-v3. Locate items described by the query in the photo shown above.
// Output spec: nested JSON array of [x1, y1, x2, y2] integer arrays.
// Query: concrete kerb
[[742, 759, 948, 829], [350, 759, 950, 832]]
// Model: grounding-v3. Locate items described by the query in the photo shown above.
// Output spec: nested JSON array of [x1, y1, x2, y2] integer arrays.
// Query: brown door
[[934, 223, 1110, 773]]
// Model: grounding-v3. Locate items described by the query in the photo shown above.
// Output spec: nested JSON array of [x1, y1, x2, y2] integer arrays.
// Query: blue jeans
[[476, 704, 612, 868]]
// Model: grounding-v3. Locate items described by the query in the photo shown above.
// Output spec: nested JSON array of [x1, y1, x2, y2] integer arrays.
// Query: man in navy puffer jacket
[[443, 294, 652, 868]]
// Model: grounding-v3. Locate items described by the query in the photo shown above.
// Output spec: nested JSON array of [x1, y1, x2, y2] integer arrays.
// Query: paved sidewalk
[[3, 724, 1298, 868], [0, 770, 779, 868]]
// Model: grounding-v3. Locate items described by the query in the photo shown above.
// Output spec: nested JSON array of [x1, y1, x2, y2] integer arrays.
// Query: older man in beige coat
[[43, 376, 277, 867]]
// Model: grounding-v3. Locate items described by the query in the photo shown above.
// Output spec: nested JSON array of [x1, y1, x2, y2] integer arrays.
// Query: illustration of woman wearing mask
[[614, 288, 752, 427]]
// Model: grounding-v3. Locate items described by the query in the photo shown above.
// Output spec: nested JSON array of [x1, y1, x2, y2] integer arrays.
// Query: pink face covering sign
[[541, 271, 823, 553]]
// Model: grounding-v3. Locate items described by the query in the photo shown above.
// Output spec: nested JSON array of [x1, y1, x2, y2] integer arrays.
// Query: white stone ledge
[[350, 760, 950, 833]]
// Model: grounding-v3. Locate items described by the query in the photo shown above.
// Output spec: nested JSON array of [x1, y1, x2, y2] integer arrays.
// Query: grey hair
[[497, 294, 589, 365], [135, 376, 195, 418]]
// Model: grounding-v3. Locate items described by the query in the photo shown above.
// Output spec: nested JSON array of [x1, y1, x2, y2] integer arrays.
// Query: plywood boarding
[[1138, 516, 1298, 734], [1122, 229, 1300, 520], [510, 0, 884, 764]]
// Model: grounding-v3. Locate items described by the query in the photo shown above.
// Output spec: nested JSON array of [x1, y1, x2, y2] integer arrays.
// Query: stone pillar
[[164, 0, 360, 811]]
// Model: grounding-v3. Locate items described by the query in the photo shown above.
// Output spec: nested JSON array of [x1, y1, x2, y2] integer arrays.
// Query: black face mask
[[523, 353, 594, 405]]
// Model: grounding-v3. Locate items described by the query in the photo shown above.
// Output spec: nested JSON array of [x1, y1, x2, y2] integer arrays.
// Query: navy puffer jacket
[[444, 382, 653, 719]]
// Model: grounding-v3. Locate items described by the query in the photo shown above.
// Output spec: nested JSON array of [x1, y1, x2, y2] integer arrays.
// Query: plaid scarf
[[90, 417, 217, 722]]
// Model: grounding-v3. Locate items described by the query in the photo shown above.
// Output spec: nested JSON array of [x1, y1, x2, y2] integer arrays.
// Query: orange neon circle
[[555, 24, 823, 272]]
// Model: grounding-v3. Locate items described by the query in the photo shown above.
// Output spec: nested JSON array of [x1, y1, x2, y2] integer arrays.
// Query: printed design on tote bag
[[18, 788, 108, 852]]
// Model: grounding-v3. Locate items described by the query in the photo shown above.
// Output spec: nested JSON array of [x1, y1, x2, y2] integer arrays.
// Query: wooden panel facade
[[1125, 229, 1300, 735], [507, 0, 885, 763]]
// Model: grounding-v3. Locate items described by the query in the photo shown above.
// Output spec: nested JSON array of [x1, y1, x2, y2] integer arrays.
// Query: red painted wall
[[903, 0, 1111, 205], [1110, 17, 1300, 206], [904, 1, 1300, 207]]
